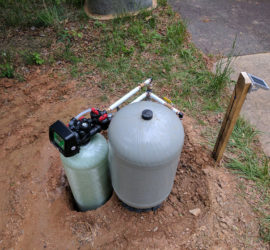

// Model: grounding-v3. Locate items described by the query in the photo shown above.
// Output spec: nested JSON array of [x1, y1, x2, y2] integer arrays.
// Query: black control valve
[[49, 108, 112, 157]]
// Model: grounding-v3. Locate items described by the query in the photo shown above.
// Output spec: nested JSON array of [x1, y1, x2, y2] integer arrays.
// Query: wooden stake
[[212, 72, 252, 162]]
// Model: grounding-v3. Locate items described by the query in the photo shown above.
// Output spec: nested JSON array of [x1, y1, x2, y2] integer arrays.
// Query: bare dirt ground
[[0, 68, 268, 249]]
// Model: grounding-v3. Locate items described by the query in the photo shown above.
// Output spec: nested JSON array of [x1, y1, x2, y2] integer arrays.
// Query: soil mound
[[0, 72, 267, 249]]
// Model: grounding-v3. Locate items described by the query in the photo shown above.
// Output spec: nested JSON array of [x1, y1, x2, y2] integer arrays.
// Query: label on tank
[[54, 132, 65, 150]]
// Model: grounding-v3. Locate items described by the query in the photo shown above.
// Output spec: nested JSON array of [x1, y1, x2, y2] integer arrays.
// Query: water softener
[[49, 78, 185, 212], [49, 109, 113, 211]]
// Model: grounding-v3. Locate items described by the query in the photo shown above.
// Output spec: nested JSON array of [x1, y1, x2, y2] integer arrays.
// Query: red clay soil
[[0, 69, 268, 249]]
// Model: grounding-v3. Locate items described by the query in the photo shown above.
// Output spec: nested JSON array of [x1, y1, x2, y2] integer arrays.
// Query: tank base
[[121, 201, 162, 213], [84, 0, 157, 21]]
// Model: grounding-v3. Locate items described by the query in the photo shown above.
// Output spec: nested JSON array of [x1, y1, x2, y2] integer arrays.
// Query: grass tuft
[[35, 5, 62, 27], [226, 118, 269, 185], [0, 51, 15, 78], [260, 216, 270, 242], [0, 63, 14, 78], [206, 39, 237, 95]]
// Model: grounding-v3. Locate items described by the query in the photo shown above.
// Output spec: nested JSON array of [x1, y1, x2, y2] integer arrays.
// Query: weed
[[0, 63, 14, 78], [158, 0, 167, 7], [63, 47, 82, 64], [22, 52, 45, 65], [58, 30, 74, 43], [70, 65, 79, 77], [94, 20, 107, 29], [260, 216, 270, 242], [16, 74, 26, 82], [0, 51, 15, 78], [206, 39, 237, 95], [32, 52, 45, 65]]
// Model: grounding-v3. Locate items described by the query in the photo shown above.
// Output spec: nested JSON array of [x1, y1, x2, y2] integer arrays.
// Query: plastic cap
[[142, 109, 153, 120]]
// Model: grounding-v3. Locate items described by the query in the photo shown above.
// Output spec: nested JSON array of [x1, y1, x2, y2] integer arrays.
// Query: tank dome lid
[[108, 101, 184, 167], [141, 109, 153, 120]]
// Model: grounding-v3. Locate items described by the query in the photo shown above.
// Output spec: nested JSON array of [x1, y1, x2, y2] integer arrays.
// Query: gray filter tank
[[108, 101, 184, 209]]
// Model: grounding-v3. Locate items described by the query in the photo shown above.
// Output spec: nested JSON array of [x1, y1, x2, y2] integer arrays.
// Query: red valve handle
[[91, 108, 99, 115], [99, 113, 108, 122]]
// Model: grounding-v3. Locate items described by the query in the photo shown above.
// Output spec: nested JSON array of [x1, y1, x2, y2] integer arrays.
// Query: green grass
[[227, 118, 269, 186], [0, 0, 83, 29], [0, 0, 233, 106], [224, 118, 270, 242]]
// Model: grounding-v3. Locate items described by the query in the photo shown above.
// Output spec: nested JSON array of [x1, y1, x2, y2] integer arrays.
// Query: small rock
[[164, 205, 174, 214], [170, 195, 178, 203], [199, 226, 206, 231], [219, 221, 228, 229], [173, 210, 179, 217], [189, 208, 201, 217], [203, 156, 209, 162], [2, 80, 13, 88], [195, 158, 204, 165], [171, 186, 177, 195], [153, 226, 158, 232], [31, 26, 36, 30]]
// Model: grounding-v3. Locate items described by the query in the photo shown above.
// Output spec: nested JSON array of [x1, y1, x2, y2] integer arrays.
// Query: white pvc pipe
[[75, 108, 91, 120], [109, 86, 141, 111], [75, 78, 152, 118], [108, 78, 152, 111], [131, 92, 148, 103], [149, 93, 180, 114]]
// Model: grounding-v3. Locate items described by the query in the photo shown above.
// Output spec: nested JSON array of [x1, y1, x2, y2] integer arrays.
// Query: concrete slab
[[169, 0, 270, 55], [223, 53, 270, 156]]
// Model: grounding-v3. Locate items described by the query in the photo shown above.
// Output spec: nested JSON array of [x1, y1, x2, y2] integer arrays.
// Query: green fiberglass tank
[[60, 133, 112, 211], [108, 101, 184, 209]]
